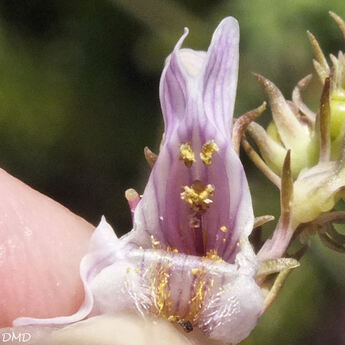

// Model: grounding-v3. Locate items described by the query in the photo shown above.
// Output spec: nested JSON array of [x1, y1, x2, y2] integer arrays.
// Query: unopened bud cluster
[[242, 12, 345, 253]]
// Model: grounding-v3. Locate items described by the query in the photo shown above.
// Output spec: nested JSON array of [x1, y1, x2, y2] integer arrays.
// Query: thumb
[[0, 168, 93, 327]]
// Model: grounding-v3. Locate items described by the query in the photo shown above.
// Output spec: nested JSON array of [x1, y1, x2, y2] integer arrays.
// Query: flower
[[10, 17, 264, 344]]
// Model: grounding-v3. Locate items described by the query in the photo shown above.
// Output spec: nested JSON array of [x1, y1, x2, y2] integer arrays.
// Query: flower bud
[[243, 13, 345, 252], [247, 74, 317, 178], [246, 13, 345, 179]]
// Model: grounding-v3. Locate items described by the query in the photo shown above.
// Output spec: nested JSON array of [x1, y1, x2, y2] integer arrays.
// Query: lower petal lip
[[12, 218, 263, 344]]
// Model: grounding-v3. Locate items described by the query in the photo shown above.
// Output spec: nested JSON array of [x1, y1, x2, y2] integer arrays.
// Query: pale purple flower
[[14, 17, 263, 344]]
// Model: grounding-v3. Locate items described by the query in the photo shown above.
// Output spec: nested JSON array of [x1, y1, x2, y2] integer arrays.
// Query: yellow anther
[[205, 249, 224, 263], [179, 142, 195, 167], [220, 225, 228, 233], [200, 140, 219, 165], [181, 180, 214, 213]]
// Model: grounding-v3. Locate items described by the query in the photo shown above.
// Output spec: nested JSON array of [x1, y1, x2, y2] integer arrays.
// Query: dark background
[[0, 0, 344, 344]]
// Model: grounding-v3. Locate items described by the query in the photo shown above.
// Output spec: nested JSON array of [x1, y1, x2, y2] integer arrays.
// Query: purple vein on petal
[[124, 16, 253, 264]]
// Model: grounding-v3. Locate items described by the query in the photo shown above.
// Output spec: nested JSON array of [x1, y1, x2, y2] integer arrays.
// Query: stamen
[[181, 180, 214, 213], [200, 140, 219, 165], [179, 142, 195, 167]]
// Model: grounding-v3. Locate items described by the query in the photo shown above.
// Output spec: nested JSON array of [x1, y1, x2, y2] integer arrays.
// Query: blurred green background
[[0, 0, 344, 344]]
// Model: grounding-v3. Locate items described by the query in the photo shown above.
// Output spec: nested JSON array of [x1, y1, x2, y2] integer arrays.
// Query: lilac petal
[[200, 274, 262, 343], [178, 49, 207, 77], [14, 219, 262, 344], [159, 28, 189, 132], [203, 17, 239, 136], [126, 17, 253, 262], [94, 225, 262, 344]]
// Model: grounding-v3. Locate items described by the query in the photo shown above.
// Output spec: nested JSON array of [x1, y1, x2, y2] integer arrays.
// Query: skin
[[49, 314, 216, 345], [0, 168, 93, 326], [0, 169, 210, 345]]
